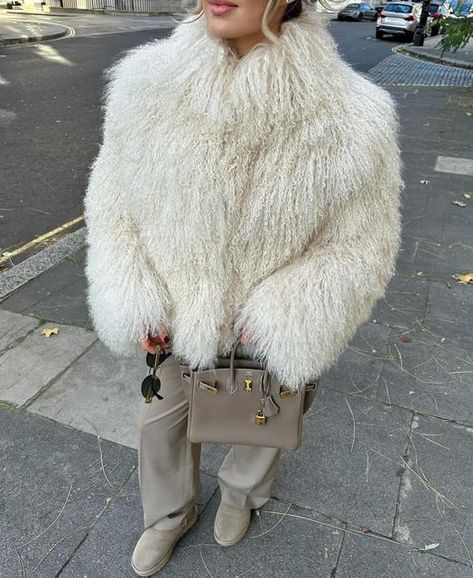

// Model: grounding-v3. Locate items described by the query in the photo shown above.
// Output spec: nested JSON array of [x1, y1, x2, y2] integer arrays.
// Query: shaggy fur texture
[[84, 7, 404, 390]]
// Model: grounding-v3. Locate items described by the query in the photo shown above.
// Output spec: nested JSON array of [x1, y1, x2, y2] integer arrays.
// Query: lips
[[209, 0, 238, 14]]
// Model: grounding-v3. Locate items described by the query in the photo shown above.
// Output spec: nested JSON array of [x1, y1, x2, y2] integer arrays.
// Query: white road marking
[[435, 156, 473, 177]]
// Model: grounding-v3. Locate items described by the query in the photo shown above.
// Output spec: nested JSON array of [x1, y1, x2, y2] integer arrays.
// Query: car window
[[347, 3, 362, 7], [383, 3, 414, 12]]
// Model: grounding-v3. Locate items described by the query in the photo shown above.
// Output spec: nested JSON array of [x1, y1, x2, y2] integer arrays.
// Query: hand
[[139, 329, 171, 354]]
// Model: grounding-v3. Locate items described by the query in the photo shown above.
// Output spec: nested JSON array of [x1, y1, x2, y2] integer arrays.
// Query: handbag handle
[[225, 336, 270, 395]]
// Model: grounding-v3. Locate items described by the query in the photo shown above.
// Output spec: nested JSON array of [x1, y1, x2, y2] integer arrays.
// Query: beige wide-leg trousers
[[136, 354, 314, 530]]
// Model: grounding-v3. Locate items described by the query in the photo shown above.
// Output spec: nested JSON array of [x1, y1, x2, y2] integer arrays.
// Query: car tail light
[[433, 12, 441, 18], [403, 14, 415, 20]]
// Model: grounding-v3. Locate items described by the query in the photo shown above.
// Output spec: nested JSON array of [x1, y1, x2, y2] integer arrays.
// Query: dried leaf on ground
[[452, 273, 473, 285], [451, 200, 467, 208], [360, 525, 372, 533], [41, 327, 59, 337], [400, 333, 412, 343]]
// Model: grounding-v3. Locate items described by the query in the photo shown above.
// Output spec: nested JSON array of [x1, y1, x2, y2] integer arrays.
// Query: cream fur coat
[[84, 8, 403, 390]]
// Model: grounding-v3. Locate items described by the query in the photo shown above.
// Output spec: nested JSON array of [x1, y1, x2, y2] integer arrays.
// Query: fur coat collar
[[84, 7, 403, 389]]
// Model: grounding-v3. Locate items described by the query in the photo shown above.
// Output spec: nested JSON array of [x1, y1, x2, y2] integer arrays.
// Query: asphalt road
[[329, 18, 403, 72], [0, 16, 402, 259]]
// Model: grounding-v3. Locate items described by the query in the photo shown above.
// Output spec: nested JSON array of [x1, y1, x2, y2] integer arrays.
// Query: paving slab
[[394, 414, 473, 565], [0, 320, 96, 407], [423, 280, 473, 350], [378, 329, 473, 424], [59, 470, 218, 578], [336, 531, 472, 577], [414, 237, 472, 280], [28, 340, 145, 448], [398, 177, 430, 216], [0, 308, 39, 352], [0, 407, 137, 578], [394, 235, 419, 277], [373, 274, 429, 332], [275, 384, 412, 536], [322, 321, 389, 399], [441, 212, 473, 248], [401, 213, 447, 245], [1, 248, 91, 329]]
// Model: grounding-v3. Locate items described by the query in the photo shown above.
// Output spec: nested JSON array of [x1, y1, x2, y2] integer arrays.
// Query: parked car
[[376, 2, 425, 40], [338, 3, 379, 21]]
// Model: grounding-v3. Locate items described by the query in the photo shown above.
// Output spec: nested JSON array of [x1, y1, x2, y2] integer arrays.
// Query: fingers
[[158, 330, 171, 348], [138, 330, 172, 354], [138, 340, 156, 354]]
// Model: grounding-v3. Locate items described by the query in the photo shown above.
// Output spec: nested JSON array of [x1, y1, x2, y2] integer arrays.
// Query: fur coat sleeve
[[235, 118, 403, 389], [83, 57, 171, 355]]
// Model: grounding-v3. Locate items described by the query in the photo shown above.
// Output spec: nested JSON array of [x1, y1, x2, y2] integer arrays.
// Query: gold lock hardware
[[255, 409, 267, 425], [243, 379, 253, 392], [199, 381, 217, 395], [279, 388, 298, 399]]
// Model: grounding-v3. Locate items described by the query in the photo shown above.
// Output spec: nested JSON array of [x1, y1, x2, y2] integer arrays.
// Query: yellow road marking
[[0, 214, 84, 265]]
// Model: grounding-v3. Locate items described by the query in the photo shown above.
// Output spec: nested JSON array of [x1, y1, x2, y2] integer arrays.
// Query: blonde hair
[[186, 0, 310, 43]]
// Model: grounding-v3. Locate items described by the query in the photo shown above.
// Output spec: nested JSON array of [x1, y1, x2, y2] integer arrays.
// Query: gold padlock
[[255, 409, 267, 425], [244, 379, 253, 392]]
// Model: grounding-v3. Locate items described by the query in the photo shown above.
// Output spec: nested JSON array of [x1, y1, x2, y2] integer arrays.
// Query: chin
[[204, 12, 254, 40]]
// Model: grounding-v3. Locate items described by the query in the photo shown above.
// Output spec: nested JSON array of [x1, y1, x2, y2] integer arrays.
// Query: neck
[[227, 30, 268, 58], [227, 20, 283, 58]]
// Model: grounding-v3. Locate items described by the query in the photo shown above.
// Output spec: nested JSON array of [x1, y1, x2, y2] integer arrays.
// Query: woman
[[83, 0, 403, 575]]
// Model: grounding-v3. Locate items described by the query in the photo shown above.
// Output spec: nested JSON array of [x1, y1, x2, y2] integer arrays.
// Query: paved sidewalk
[[398, 36, 473, 70], [1, 81, 473, 576]]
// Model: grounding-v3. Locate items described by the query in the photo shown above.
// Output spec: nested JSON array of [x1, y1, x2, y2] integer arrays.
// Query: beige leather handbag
[[179, 341, 319, 451]]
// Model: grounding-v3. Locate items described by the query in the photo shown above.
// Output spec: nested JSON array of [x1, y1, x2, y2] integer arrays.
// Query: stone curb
[[395, 44, 473, 71], [0, 22, 69, 46]]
